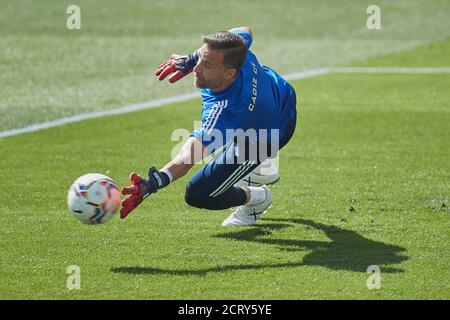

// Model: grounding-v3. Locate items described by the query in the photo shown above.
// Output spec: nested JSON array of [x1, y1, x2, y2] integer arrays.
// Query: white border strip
[[1, 67, 449, 139]]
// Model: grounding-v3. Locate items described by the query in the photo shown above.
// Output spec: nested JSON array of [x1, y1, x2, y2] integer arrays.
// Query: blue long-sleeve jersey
[[191, 28, 297, 153]]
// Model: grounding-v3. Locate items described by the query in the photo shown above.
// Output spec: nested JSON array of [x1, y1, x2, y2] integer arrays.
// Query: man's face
[[193, 44, 230, 90]]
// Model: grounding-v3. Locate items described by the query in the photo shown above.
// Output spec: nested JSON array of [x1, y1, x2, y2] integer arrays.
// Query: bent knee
[[184, 182, 208, 209]]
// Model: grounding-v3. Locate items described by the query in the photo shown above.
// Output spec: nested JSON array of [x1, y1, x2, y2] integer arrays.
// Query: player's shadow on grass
[[221, 218, 407, 273], [112, 218, 407, 276]]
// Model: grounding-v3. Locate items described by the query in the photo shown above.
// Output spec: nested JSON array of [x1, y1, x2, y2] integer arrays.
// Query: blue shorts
[[184, 99, 297, 210]]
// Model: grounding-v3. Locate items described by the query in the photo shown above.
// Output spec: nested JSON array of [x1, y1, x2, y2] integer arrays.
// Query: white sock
[[246, 186, 267, 205]]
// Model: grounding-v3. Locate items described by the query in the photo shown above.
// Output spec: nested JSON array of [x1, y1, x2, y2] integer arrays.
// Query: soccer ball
[[67, 173, 121, 224]]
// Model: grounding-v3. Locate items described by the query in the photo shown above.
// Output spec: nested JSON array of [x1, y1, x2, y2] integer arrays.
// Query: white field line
[[283, 67, 332, 80], [1, 67, 449, 139], [0, 92, 199, 139], [332, 67, 450, 74]]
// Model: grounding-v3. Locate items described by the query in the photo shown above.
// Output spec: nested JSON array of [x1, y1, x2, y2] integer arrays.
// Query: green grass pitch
[[0, 1, 449, 299]]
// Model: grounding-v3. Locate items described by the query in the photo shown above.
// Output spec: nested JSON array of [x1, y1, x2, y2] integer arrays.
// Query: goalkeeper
[[121, 27, 297, 226]]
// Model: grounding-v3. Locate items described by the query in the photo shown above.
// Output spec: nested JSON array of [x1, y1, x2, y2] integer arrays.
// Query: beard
[[194, 73, 222, 90], [194, 76, 206, 89]]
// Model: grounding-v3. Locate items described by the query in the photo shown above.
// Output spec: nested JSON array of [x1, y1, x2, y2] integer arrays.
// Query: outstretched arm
[[120, 137, 208, 219], [156, 27, 252, 83], [161, 137, 209, 182], [229, 26, 252, 38]]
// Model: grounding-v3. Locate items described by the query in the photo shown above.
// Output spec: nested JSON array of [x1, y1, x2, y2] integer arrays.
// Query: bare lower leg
[[241, 187, 251, 203]]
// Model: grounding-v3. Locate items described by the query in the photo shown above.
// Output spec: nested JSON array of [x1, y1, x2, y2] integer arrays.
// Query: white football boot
[[235, 158, 280, 187], [221, 185, 272, 227]]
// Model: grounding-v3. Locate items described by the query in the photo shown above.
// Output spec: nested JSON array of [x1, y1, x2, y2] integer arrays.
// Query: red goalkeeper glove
[[120, 167, 171, 219], [155, 51, 199, 83]]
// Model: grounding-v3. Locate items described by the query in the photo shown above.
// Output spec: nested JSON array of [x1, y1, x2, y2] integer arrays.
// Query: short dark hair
[[202, 31, 247, 72]]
